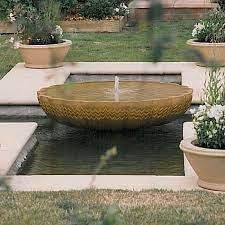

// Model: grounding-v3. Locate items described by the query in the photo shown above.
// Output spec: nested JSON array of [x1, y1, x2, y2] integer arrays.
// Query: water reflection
[[20, 117, 189, 175]]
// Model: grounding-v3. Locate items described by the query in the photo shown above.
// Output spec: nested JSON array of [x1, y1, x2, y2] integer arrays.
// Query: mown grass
[[0, 189, 225, 225], [0, 20, 194, 79]]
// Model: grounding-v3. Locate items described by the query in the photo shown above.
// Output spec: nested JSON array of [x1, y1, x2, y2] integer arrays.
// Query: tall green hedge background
[[0, 0, 130, 20]]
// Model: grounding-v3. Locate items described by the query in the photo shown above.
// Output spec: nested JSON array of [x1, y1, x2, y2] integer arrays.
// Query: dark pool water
[[15, 116, 190, 176]]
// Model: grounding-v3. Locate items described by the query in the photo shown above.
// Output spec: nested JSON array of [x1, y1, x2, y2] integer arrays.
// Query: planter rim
[[19, 39, 72, 49], [180, 138, 225, 157], [187, 39, 225, 47]]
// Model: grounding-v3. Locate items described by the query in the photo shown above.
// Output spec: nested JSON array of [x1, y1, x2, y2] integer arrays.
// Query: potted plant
[[187, 8, 225, 67], [11, 0, 72, 69], [180, 68, 225, 191]]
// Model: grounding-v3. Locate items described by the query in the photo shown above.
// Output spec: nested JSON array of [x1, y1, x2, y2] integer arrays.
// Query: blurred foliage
[[90, 147, 117, 187], [102, 205, 124, 225], [0, 176, 9, 191], [147, 0, 173, 62]]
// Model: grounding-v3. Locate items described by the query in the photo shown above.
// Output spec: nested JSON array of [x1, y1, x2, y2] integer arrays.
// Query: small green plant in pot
[[180, 68, 225, 191], [187, 9, 225, 67], [11, 0, 72, 69]]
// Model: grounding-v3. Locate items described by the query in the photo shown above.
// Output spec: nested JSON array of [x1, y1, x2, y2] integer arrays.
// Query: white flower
[[13, 42, 20, 49], [54, 25, 63, 36], [190, 109, 195, 114], [115, 8, 120, 13], [199, 105, 206, 112], [8, 37, 14, 43], [192, 22, 205, 38], [120, 3, 127, 9], [9, 13, 16, 22], [207, 105, 225, 122]]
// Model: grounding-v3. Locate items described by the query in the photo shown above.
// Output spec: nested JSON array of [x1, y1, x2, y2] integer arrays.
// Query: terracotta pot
[[187, 39, 225, 67], [180, 138, 225, 191], [18, 39, 72, 69]]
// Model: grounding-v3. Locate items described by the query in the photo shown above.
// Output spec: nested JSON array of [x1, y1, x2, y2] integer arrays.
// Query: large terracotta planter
[[187, 39, 225, 67], [18, 39, 72, 69], [180, 138, 225, 191]]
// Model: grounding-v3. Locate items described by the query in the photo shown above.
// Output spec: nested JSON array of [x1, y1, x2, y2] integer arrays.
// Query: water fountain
[[114, 76, 120, 102], [38, 79, 193, 130]]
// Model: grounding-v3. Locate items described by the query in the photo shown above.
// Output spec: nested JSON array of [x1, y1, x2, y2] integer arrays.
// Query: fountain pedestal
[[38, 81, 193, 130]]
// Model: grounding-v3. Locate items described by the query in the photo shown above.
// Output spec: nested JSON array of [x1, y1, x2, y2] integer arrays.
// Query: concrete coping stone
[[8, 175, 199, 191], [0, 61, 217, 105], [0, 63, 71, 105], [0, 122, 37, 175]]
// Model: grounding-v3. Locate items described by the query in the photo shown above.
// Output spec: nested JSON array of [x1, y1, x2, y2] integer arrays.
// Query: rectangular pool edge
[[7, 175, 199, 192]]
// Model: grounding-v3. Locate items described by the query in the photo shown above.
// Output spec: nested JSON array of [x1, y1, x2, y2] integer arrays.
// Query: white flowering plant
[[192, 9, 225, 43], [114, 3, 129, 16], [10, 0, 64, 45], [192, 68, 225, 149], [80, 0, 128, 20], [193, 105, 225, 149]]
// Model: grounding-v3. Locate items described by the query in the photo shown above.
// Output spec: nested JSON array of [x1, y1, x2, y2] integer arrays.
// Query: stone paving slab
[[182, 65, 207, 104], [0, 106, 46, 119], [0, 123, 37, 175], [0, 62, 205, 105], [9, 175, 199, 191], [70, 61, 190, 75], [0, 63, 71, 105]]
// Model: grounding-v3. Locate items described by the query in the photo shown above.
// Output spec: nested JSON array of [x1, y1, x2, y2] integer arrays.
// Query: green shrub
[[0, 0, 38, 20], [0, 0, 12, 20], [211, 0, 225, 11], [0, 0, 78, 20], [80, 0, 116, 20], [192, 9, 225, 43], [59, 0, 78, 16]]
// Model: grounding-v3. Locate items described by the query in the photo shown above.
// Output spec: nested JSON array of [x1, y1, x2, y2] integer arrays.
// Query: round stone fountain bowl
[[38, 81, 193, 130]]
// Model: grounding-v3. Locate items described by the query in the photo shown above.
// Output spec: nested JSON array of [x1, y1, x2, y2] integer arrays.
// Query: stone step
[[0, 122, 37, 175]]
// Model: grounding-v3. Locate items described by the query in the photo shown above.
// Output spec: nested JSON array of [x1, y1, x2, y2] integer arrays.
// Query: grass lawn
[[0, 190, 225, 225], [0, 20, 194, 79]]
